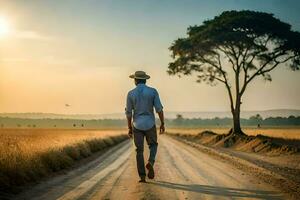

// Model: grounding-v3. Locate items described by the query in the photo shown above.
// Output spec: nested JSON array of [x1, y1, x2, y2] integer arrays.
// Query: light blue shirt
[[125, 83, 163, 131]]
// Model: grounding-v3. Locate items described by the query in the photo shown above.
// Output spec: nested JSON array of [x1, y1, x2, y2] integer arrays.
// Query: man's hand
[[126, 115, 133, 138], [128, 127, 133, 138], [159, 123, 165, 134], [157, 111, 165, 134]]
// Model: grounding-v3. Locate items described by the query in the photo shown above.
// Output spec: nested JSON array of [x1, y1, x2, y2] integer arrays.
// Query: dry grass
[[0, 128, 126, 154], [167, 127, 300, 139], [0, 128, 127, 192], [168, 127, 300, 156]]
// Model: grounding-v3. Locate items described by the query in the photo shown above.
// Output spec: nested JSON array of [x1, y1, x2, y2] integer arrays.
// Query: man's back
[[126, 83, 163, 131]]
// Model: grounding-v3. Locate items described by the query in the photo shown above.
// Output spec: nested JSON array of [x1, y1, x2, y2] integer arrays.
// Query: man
[[125, 70, 165, 183]]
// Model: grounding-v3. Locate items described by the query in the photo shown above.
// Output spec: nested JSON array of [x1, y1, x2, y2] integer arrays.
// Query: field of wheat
[[167, 127, 300, 139], [0, 128, 128, 192]]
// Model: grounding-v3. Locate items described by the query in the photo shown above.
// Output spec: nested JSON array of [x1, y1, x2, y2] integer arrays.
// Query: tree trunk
[[232, 110, 242, 134], [231, 95, 245, 135]]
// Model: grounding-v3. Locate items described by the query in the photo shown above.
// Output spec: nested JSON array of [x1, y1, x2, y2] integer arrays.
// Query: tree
[[249, 114, 263, 127], [174, 114, 184, 126], [168, 10, 300, 135], [249, 114, 263, 121], [176, 114, 184, 120]]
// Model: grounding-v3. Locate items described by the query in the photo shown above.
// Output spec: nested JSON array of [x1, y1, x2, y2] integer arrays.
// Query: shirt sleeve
[[153, 89, 163, 113], [125, 92, 133, 117]]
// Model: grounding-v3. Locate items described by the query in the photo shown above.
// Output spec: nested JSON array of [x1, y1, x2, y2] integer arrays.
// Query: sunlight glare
[[0, 16, 10, 37]]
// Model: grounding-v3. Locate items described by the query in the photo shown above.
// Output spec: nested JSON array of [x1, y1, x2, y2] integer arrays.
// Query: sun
[[0, 16, 10, 37]]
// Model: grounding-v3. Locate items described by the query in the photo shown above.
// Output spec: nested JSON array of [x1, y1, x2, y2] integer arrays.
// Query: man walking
[[125, 71, 165, 183]]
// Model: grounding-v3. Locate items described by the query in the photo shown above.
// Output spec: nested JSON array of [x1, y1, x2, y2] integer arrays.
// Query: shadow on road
[[149, 181, 282, 199]]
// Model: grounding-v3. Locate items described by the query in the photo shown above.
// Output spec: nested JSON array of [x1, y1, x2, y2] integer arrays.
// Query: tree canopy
[[168, 11, 300, 87]]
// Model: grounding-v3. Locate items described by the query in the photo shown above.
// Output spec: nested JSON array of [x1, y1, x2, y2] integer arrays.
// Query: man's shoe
[[139, 177, 146, 183], [146, 163, 155, 179]]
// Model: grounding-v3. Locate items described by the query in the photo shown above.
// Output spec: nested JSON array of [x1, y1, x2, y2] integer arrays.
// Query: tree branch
[[199, 53, 235, 112], [217, 46, 236, 69], [228, 45, 239, 72], [216, 53, 235, 112], [213, 76, 226, 83], [245, 51, 287, 85], [258, 55, 296, 74]]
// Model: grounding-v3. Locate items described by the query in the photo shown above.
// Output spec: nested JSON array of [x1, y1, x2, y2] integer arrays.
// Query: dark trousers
[[133, 125, 158, 178]]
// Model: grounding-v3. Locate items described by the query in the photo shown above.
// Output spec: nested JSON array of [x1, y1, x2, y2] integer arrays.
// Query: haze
[[1, 0, 300, 114]]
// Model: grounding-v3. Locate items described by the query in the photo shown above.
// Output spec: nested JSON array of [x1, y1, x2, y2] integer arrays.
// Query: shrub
[[40, 149, 74, 172]]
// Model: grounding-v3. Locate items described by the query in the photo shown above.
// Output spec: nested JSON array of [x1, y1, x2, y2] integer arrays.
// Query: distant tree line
[[0, 115, 299, 128], [0, 117, 126, 128], [165, 114, 300, 127]]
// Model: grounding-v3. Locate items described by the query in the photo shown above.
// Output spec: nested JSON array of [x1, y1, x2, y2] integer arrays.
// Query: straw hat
[[129, 71, 150, 79]]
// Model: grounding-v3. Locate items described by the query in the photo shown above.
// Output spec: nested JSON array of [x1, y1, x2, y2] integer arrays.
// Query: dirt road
[[15, 136, 285, 200]]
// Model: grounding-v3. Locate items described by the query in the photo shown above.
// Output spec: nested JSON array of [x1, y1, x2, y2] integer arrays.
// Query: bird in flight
[[65, 104, 71, 107]]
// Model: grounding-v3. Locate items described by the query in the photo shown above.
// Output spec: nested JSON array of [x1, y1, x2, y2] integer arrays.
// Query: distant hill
[[0, 109, 299, 119]]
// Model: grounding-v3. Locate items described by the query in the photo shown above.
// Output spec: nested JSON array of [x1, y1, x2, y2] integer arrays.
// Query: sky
[[0, 0, 300, 114]]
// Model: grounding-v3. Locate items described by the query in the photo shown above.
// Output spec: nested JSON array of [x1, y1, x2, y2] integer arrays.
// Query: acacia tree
[[168, 10, 300, 135]]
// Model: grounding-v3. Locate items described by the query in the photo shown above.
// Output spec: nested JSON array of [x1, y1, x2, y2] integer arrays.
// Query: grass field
[[0, 128, 127, 192], [167, 127, 300, 139], [0, 128, 126, 153]]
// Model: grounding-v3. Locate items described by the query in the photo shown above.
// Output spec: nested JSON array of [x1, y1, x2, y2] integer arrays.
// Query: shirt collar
[[136, 83, 146, 87]]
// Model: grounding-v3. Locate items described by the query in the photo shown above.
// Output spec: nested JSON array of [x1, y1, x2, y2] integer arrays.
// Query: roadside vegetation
[[0, 129, 128, 193], [167, 129, 300, 155], [167, 127, 300, 139]]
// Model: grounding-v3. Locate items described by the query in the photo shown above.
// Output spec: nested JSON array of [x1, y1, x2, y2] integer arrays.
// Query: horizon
[[1, 0, 300, 114], [1, 108, 300, 120]]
